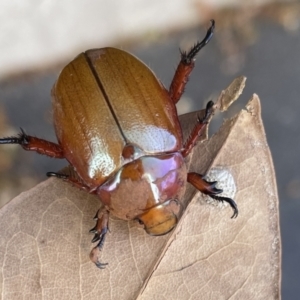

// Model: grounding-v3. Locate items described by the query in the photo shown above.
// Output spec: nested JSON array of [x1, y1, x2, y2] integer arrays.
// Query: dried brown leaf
[[217, 75, 247, 111], [138, 94, 281, 299], [0, 94, 280, 300]]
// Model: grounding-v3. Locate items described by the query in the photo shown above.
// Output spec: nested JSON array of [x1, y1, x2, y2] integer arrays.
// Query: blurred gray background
[[0, 1, 299, 299]]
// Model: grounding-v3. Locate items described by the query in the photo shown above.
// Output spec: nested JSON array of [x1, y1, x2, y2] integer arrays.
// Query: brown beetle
[[0, 20, 237, 268]]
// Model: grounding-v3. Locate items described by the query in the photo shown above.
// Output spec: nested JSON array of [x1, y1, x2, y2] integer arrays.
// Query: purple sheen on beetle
[[97, 153, 186, 230]]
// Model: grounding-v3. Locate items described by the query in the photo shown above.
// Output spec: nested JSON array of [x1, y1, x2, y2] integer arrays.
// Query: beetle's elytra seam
[[84, 52, 128, 144]]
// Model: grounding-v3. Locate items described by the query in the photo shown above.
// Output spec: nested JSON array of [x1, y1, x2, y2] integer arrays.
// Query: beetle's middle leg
[[168, 20, 215, 104], [48, 172, 109, 268], [0, 128, 64, 158], [181, 100, 214, 157]]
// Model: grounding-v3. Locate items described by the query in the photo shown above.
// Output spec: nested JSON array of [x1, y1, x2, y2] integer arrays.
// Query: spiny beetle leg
[[0, 128, 64, 158], [47, 171, 91, 192], [169, 20, 215, 104], [182, 101, 214, 157], [89, 208, 109, 268], [90, 208, 109, 245], [187, 172, 238, 218], [47, 172, 68, 179], [187, 172, 223, 195]]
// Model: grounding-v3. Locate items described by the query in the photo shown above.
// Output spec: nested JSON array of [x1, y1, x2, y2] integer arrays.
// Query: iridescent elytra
[[0, 20, 238, 268]]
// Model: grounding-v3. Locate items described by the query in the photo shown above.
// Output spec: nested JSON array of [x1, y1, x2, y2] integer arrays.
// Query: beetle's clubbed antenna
[[169, 20, 215, 104]]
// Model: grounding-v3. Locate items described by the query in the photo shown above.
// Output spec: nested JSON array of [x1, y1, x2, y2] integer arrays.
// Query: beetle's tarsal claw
[[89, 226, 97, 233], [97, 229, 107, 249], [89, 245, 108, 269], [231, 209, 238, 219], [89, 230, 108, 268], [213, 187, 223, 194], [92, 233, 101, 243], [95, 261, 108, 269], [93, 210, 99, 220], [91, 228, 107, 245], [230, 201, 238, 218], [207, 181, 223, 194], [210, 194, 239, 218]]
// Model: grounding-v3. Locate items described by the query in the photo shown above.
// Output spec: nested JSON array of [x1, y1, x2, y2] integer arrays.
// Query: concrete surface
[[1, 0, 267, 79]]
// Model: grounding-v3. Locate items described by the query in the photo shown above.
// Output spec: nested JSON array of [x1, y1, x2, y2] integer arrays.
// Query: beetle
[[0, 20, 237, 268]]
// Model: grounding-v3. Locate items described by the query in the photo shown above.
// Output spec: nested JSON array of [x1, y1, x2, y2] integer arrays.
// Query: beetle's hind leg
[[47, 171, 92, 192], [168, 20, 215, 104], [0, 128, 64, 158], [89, 207, 110, 268], [187, 172, 238, 218]]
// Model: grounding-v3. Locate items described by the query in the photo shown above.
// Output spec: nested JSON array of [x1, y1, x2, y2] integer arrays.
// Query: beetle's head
[[138, 200, 181, 236]]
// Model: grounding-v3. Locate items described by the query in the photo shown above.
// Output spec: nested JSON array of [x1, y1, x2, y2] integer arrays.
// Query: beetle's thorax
[[97, 152, 186, 235]]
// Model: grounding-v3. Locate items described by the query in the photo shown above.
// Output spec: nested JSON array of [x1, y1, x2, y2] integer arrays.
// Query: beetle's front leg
[[0, 128, 64, 158], [187, 172, 238, 218], [89, 207, 110, 268]]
